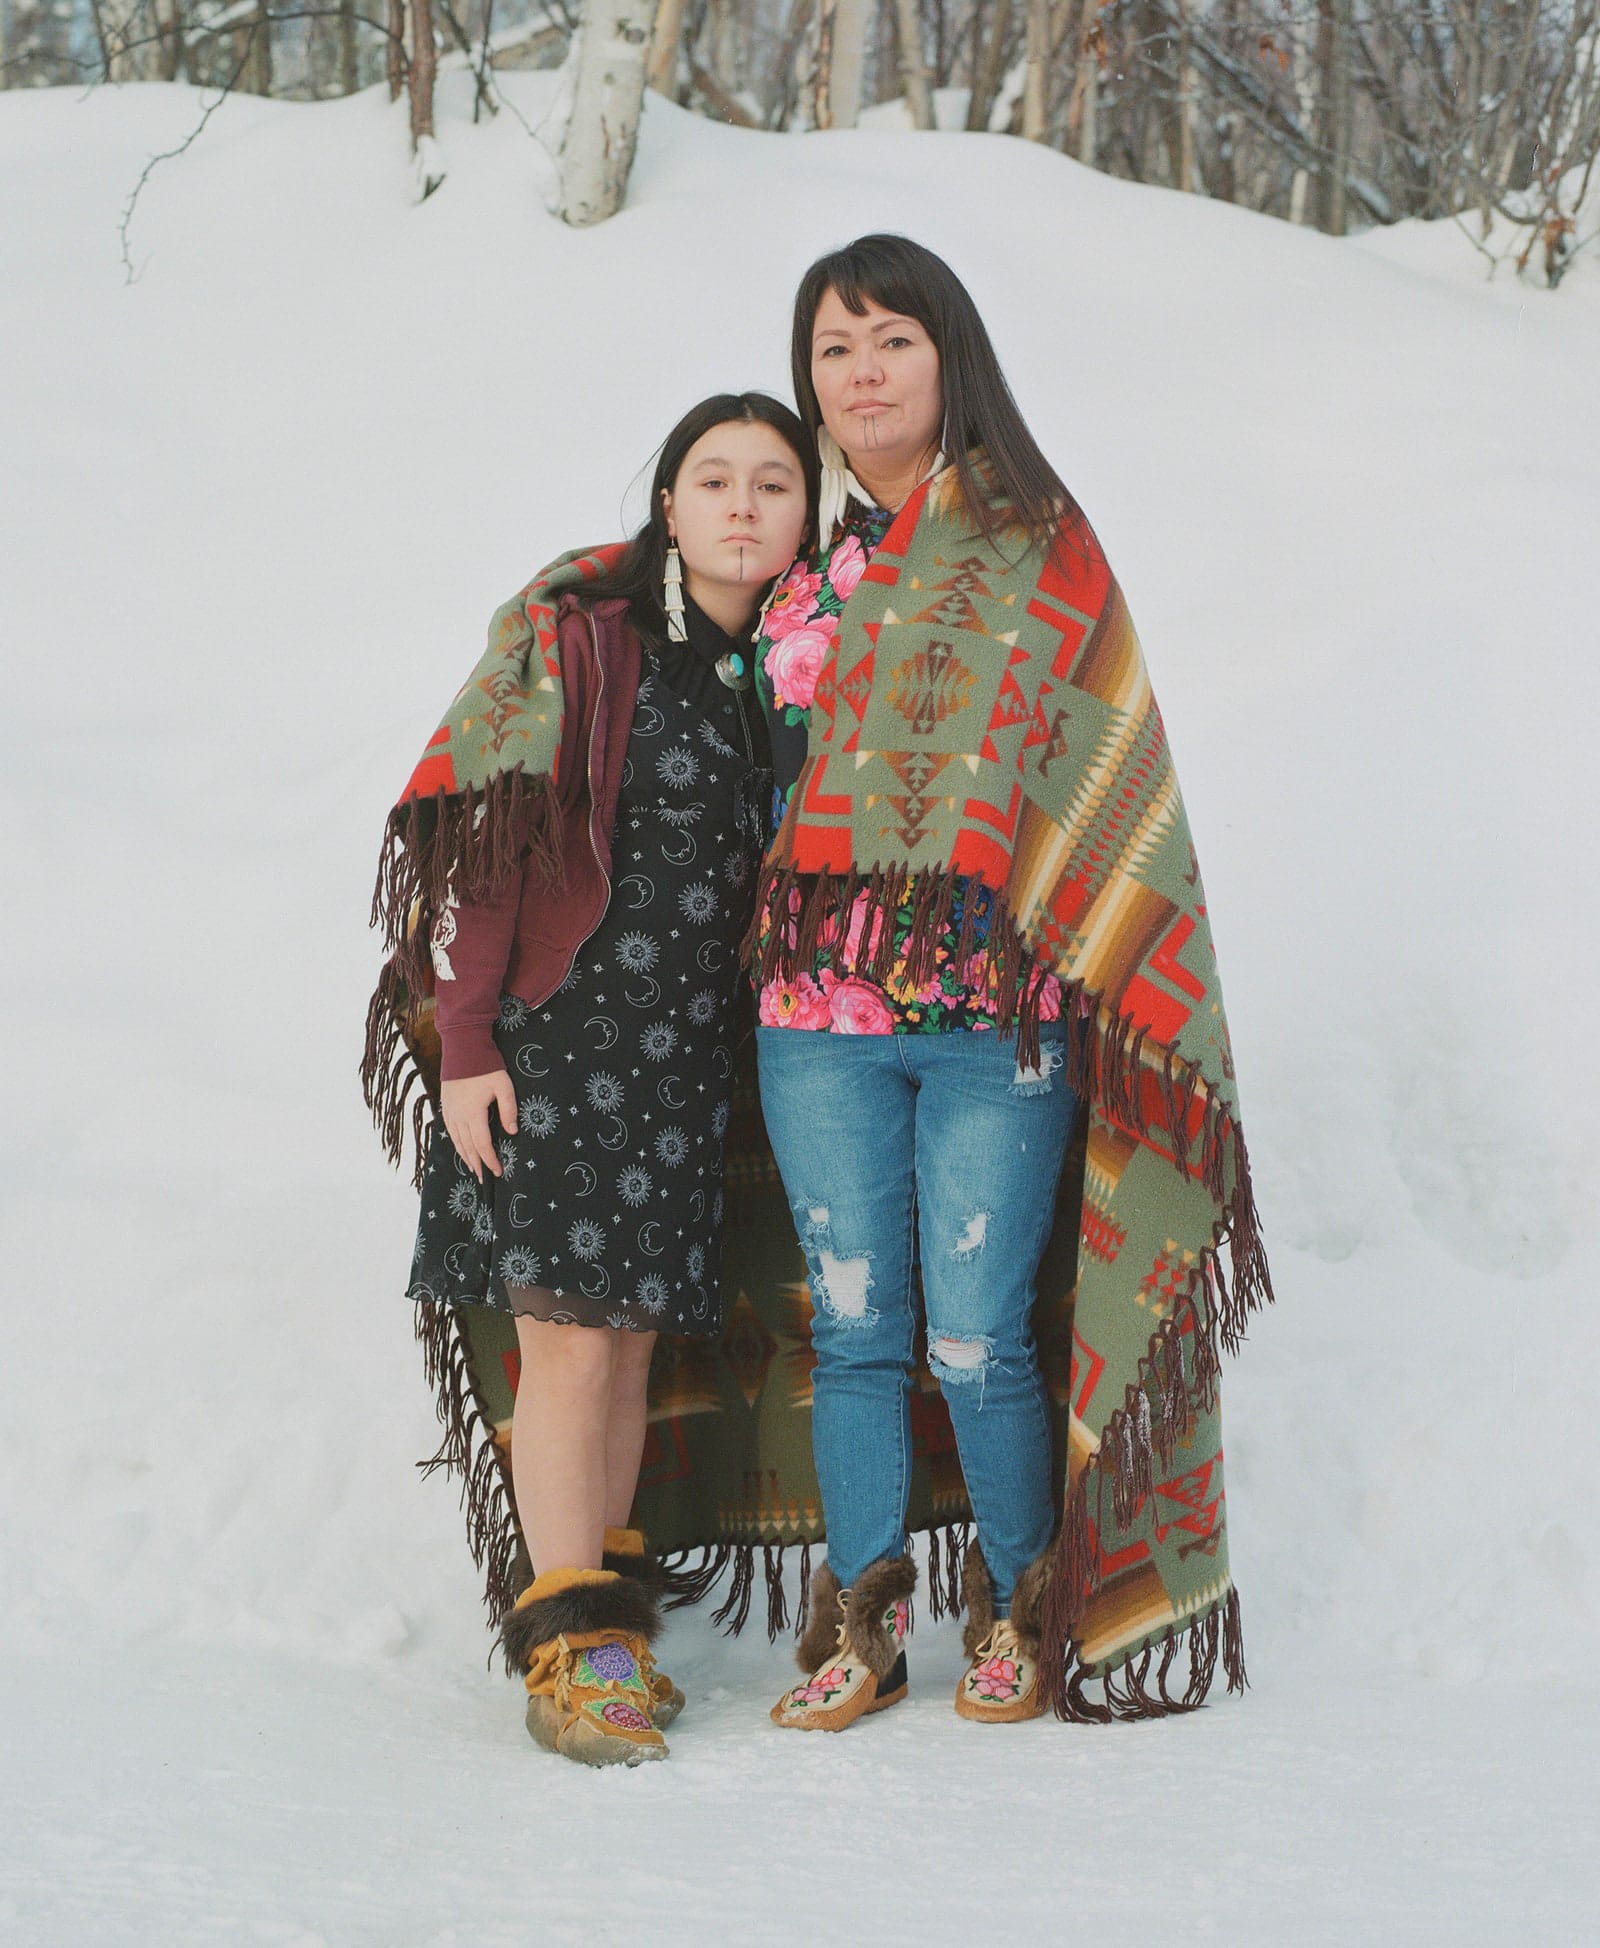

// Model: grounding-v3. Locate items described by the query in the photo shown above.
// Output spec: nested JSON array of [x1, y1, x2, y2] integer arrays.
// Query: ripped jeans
[[755, 1025, 1076, 1615]]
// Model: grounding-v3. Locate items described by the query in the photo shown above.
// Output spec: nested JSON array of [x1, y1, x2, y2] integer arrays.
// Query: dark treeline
[[5, 1, 1596, 278]]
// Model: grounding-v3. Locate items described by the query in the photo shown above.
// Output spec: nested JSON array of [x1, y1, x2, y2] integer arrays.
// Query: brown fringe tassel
[[411, 1300, 524, 1660], [658, 1544, 733, 1609], [741, 857, 1276, 1287], [709, 1547, 755, 1633], [1050, 1587, 1245, 1723], [362, 770, 566, 1184], [655, 1521, 980, 1640], [1038, 1195, 1258, 1719], [360, 960, 435, 1186], [370, 768, 564, 977]]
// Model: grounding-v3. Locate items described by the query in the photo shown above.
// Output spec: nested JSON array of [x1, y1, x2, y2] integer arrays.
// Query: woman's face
[[809, 286, 943, 475], [661, 420, 809, 595]]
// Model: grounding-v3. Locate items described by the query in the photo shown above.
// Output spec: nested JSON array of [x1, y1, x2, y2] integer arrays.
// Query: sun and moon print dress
[[407, 593, 771, 1337]]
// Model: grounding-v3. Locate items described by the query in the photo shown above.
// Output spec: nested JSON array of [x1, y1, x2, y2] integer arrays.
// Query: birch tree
[[558, 0, 655, 225], [893, 0, 934, 127], [647, 0, 687, 98], [815, 0, 869, 129], [406, 0, 443, 196]]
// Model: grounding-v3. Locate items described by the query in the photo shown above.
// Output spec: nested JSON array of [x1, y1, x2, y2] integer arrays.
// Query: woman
[[747, 237, 1268, 1730], [364, 393, 814, 1766]]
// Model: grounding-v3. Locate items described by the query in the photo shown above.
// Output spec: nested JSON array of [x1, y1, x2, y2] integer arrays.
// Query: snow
[[2, 71, 1598, 1943]]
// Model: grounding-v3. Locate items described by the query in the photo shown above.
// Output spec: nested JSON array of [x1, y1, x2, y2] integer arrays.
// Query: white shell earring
[[663, 543, 687, 642]]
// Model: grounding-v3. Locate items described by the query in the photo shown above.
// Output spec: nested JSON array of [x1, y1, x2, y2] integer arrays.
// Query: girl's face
[[661, 420, 809, 595], [809, 287, 944, 475]]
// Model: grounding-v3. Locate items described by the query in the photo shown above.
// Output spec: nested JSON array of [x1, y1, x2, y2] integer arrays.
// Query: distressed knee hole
[[951, 1212, 989, 1258], [1011, 1046, 1065, 1096], [797, 1203, 876, 1325], [929, 1334, 993, 1385], [816, 1250, 873, 1319]]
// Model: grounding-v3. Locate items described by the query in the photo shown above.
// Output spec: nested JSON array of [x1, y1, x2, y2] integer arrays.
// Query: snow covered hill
[[2, 71, 1597, 1945]]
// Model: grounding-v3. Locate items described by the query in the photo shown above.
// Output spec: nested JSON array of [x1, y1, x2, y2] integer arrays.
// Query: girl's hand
[[441, 1069, 519, 1181]]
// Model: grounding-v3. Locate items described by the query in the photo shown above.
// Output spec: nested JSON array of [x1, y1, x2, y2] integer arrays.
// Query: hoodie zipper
[[566, 608, 613, 966]]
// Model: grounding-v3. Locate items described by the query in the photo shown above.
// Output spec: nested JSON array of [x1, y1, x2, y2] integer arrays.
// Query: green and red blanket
[[365, 463, 1272, 1719]]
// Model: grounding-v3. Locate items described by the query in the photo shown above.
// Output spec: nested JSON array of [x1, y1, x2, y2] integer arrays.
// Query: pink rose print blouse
[[750, 500, 1062, 1037]]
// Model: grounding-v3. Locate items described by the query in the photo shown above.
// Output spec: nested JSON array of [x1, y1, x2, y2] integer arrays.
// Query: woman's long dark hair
[[789, 234, 1085, 561], [586, 392, 819, 640]]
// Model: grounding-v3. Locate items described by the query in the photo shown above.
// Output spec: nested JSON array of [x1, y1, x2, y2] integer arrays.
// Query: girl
[[365, 393, 815, 1765], [747, 237, 1268, 1731]]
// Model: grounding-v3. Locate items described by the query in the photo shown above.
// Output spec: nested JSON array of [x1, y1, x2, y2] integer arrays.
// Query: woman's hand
[[441, 1069, 519, 1181]]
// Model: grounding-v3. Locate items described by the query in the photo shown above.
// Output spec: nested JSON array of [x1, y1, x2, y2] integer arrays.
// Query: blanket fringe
[[369, 768, 564, 998], [1051, 1587, 1246, 1722], [1037, 1203, 1261, 1716], [647, 1521, 1247, 1716], [412, 1300, 524, 1660], [743, 863, 1052, 1072], [743, 859, 1278, 1336], [360, 960, 435, 1188], [654, 1520, 979, 1645]]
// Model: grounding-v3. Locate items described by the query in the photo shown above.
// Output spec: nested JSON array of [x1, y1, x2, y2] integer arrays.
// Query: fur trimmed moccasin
[[599, 1526, 684, 1727], [500, 1566, 668, 1766], [771, 1553, 915, 1732], [953, 1541, 1054, 1723]]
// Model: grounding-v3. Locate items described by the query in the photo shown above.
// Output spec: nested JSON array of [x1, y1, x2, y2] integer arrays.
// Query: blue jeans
[[756, 1026, 1076, 1614]]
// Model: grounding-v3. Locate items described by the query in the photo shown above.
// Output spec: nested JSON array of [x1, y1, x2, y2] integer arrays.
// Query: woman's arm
[[432, 799, 530, 1179]]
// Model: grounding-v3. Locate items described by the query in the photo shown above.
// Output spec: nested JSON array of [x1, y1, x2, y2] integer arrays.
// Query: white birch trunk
[[647, 0, 688, 98], [819, 0, 868, 130], [557, 0, 656, 227], [1023, 0, 1050, 143], [894, 0, 934, 128], [1289, 8, 1316, 223]]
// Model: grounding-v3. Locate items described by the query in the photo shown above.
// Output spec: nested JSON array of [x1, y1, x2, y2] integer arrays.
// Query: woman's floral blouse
[[751, 499, 1062, 1037]]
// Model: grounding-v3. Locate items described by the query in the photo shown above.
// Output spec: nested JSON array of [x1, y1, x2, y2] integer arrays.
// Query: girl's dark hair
[[790, 234, 1085, 561], [587, 392, 819, 639]]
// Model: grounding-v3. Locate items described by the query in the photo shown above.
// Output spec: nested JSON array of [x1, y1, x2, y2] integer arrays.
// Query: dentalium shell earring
[[664, 543, 687, 642]]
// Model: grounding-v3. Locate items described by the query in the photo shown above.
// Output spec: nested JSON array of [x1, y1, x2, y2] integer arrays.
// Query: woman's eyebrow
[[814, 315, 916, 342], [691, 456, 799, 474]]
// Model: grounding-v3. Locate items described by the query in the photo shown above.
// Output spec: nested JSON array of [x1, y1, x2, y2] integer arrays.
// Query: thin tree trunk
[[1023, 0, 1049, 141], [409, 0, 436, 139], [894, 0, 934, 127], [765, 0, 815, 128], [967, 0, 1013, 131], [692, 60, 759, 126], [558, 0, 655, 225], [1067, 0, 1099, 164], [388, 0, 406, 101], [340, 0, 359, 93], [1175, 0, 1194, 189], [246, 0, 273, 94], [1313, 0, 1337, 230], [817, 0, 868, 128], [648, 0, 688, 98], [406, 0, 444, 195], [1327, 0, 1351, 235]]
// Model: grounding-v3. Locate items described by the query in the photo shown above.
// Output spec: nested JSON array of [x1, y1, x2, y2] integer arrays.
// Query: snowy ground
[[3, 67, 1598, 1946], [6, 1635, 1597, 1946]]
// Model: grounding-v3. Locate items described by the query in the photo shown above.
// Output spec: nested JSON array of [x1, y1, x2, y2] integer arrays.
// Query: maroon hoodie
[[432, 593, 642, 1082]]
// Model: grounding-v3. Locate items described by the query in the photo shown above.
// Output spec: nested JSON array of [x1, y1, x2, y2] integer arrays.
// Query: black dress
[[407, 594, 769, 1336]]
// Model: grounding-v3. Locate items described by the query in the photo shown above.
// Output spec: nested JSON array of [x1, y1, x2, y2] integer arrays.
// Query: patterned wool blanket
[[364, 476, 1273, 1721]]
